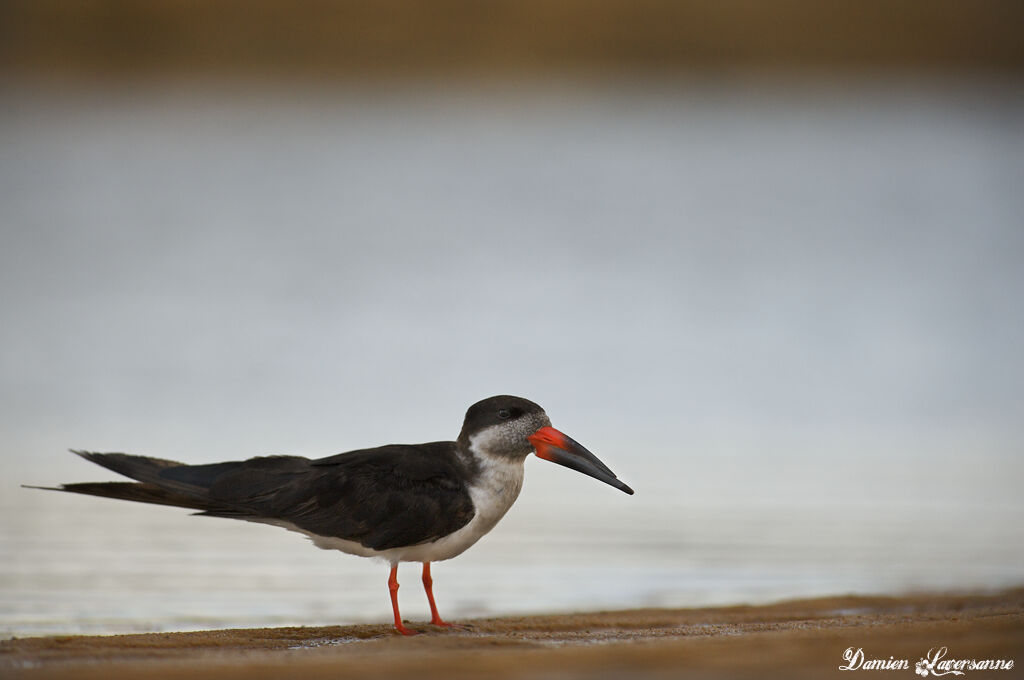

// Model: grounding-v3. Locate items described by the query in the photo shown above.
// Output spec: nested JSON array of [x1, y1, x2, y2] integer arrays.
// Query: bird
[[27, 395, 633, 635]]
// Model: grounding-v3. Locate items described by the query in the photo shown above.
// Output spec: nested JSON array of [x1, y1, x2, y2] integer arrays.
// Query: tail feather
[[70, 450, 185, 485], [28, 450, 268, 518], [22, 482, 221, 512], [68, 450, 237, 501]]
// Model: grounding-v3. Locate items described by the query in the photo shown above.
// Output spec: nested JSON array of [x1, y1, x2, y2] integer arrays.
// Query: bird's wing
[[162, 442, 477, 551]]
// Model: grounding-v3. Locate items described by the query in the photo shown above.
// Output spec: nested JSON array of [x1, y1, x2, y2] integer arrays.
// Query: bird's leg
[[388, 565, 417, 635], [422, 562, 452, 627]]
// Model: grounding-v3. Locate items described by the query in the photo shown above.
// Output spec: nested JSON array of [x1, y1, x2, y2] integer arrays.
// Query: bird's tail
[[22, 450, 235, 513]]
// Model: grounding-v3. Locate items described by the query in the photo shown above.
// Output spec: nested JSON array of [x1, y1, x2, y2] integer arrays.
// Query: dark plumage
[[52, 445, 477, 552]]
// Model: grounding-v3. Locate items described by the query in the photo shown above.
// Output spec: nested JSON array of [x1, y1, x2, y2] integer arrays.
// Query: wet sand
[[3, 590, 1022, 679]]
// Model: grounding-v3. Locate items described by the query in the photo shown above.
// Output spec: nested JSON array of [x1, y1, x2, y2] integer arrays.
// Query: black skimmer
[[28, 395, 633, 635]]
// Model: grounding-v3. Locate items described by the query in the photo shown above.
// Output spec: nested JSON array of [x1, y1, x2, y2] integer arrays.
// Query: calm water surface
[[1, 78, 1022, 636]]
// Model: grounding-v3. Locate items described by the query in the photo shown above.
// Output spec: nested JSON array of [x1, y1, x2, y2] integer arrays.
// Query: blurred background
[[2, 1, 1022, 636]]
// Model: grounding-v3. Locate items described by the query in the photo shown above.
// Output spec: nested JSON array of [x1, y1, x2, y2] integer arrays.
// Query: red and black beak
[[527, 426, 634, 495]]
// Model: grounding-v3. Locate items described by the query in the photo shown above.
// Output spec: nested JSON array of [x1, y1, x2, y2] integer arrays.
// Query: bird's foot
[[394, 622, 419, 636], [430, 618, 470, 631]]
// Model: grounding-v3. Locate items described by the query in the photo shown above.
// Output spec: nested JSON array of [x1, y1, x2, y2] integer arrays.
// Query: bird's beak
[[527, 426, 634, 495]]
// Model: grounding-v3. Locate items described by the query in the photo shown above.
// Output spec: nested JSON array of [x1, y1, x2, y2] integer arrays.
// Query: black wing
[[44, 444, 476, 552]]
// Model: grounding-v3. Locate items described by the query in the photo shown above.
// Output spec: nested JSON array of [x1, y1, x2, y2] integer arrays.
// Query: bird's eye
[[498, 409, 511, 419]]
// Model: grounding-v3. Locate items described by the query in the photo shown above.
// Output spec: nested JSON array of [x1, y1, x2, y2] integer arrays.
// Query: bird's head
[[458, 395, 634, 495]]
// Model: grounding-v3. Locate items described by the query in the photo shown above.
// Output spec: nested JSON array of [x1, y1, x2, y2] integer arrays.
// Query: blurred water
[[1, 78, 1023, 637]]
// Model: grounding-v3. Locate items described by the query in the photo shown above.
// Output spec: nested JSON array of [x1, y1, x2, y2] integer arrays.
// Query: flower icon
[[916, 650, 965, 677]]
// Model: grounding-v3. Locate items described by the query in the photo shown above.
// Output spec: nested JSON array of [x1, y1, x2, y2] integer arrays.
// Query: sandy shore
[[3, 590, 1022, 679]]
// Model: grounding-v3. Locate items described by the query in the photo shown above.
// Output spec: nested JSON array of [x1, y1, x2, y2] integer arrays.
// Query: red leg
[[388, 565, 417, 635], [422, 562, 452, 627]]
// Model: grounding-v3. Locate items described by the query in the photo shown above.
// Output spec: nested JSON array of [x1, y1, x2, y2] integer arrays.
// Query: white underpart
[[270, 426, 527, 565]]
